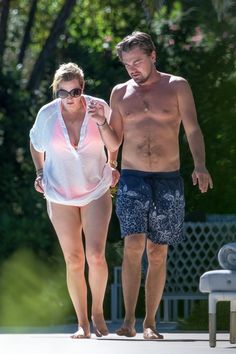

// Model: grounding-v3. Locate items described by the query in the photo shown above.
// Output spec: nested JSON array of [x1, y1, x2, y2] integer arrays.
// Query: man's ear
[[151, 50, 156, 64]]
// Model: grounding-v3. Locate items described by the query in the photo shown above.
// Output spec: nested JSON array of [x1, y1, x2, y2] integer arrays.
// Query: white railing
[[111, 222, 236, 322]]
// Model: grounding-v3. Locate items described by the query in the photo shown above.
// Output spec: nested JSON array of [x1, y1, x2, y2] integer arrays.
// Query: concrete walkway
[[0, 332, 235, 354], [0, 323, 235, 354]]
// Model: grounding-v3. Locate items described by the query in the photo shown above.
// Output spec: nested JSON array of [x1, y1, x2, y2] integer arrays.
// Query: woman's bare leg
[[48, 202, 90, 338], [81, 191, 112, 336]]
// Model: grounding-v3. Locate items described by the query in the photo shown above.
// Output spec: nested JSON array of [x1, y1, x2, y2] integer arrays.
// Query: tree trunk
[[139, 0, 152, 28], [211, 0, 232, 21], [0, 0, 11, 71], [139, 0, 165, 28], [27, 0, 76, 92], [18, 0, 38, 65]]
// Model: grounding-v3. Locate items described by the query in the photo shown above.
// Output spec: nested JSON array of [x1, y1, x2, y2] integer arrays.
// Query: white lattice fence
[[111, 222, 236, 322], [166, 222, 236, 293]]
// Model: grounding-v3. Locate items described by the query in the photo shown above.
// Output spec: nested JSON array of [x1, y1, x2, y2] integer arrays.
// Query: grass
[[0, 248, 73, 327], [178, 300, 230, 331]]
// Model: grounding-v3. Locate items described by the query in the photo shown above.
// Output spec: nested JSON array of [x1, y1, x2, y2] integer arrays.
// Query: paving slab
[[0, 332, 235, 354]]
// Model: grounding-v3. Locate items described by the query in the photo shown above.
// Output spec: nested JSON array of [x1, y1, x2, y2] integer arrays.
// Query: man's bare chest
[[120, 87, 178, 121]]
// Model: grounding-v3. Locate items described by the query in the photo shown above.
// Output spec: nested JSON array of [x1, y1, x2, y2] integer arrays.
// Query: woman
[[30, 62, 119, 338]]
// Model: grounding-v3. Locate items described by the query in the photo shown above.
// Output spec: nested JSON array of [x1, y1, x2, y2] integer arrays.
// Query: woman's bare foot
[[91, 314, 109, 337], [71, 325, 91, 339]]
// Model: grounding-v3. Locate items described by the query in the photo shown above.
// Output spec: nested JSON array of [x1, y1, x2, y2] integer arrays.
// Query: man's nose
[[129, 64, 137, 71]]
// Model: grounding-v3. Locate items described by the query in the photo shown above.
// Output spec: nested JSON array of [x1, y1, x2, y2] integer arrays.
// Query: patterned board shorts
[[116, 169, 185, 246]]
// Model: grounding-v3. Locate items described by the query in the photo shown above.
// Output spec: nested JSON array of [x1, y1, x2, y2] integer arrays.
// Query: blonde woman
[[30, 62, 119, 338]]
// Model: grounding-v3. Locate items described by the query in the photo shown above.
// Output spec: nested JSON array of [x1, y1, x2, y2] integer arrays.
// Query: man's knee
[[123, 234, 146, 260], [147, 243, 168, 267]]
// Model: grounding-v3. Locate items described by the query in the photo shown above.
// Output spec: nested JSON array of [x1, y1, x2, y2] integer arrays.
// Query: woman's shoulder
[[37, 98, 60, 119]]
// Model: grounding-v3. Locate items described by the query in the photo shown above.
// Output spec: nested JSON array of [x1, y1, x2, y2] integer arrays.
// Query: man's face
[[121, 47, 156, 84]]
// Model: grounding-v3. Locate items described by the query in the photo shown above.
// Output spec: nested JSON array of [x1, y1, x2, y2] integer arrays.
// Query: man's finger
[[192, 172, 197, 185]]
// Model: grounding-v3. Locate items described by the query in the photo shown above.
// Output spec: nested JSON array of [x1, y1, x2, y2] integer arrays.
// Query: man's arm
[[177, 79, 213, 193]]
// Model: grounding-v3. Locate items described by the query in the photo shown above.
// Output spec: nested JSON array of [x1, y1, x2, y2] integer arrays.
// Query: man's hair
[[116, 31, 156, 61], [51, 62, 84, 96]]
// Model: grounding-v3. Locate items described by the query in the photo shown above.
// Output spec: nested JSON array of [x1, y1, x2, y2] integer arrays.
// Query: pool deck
[[0, 322, 235, 354]]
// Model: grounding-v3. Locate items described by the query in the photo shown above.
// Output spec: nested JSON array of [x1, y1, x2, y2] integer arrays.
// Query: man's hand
[[192, 167, 213, 193]]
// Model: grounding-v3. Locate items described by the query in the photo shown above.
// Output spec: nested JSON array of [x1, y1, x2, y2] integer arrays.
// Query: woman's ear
[[81, 81, 85, 92]]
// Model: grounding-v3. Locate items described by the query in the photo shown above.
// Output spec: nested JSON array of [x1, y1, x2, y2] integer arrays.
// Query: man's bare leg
[[81, 191, 112, 337], [116, 234, 146, 337], [48, 202, 90, 338], [143, 241, 168, 340]]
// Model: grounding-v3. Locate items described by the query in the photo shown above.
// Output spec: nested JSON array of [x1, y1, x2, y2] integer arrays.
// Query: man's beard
[[132, 71, 151, 84]]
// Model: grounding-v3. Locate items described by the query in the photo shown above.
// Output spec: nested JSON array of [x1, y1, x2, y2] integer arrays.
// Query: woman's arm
[[30, 142, 45, 193]]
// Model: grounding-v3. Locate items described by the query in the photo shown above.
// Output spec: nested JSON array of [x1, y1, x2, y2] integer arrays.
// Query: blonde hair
[[51, 62, 84, 96]]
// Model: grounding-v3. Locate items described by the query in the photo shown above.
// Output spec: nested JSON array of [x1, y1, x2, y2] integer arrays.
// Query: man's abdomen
[[121, 142, 180, 172]]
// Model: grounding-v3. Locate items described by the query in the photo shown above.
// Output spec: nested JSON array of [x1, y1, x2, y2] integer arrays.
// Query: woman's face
[[57, 79, 84, 112]]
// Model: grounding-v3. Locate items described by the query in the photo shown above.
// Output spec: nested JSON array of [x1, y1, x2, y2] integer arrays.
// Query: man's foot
[[71, 326, 91, 339], [143, 327, 164, 340], [91, 315, 109, 337], [116, 323, 136, 337]]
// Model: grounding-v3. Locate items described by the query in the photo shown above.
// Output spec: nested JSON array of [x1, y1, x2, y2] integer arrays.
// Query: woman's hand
[[34, 172, 44, 193], [111, 168, 120, 188], [88, 100, 107, 126]]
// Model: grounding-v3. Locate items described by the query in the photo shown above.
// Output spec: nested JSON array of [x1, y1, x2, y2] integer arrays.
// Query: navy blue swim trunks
[[116, 169, 185, 246]]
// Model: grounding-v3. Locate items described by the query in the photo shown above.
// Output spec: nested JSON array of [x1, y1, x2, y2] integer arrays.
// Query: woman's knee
[[64, 252, 85, 271], [86, 249, 106, 267]]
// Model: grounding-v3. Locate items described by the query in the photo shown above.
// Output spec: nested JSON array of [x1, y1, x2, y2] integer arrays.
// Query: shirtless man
[[88, 31, 213, 340]]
